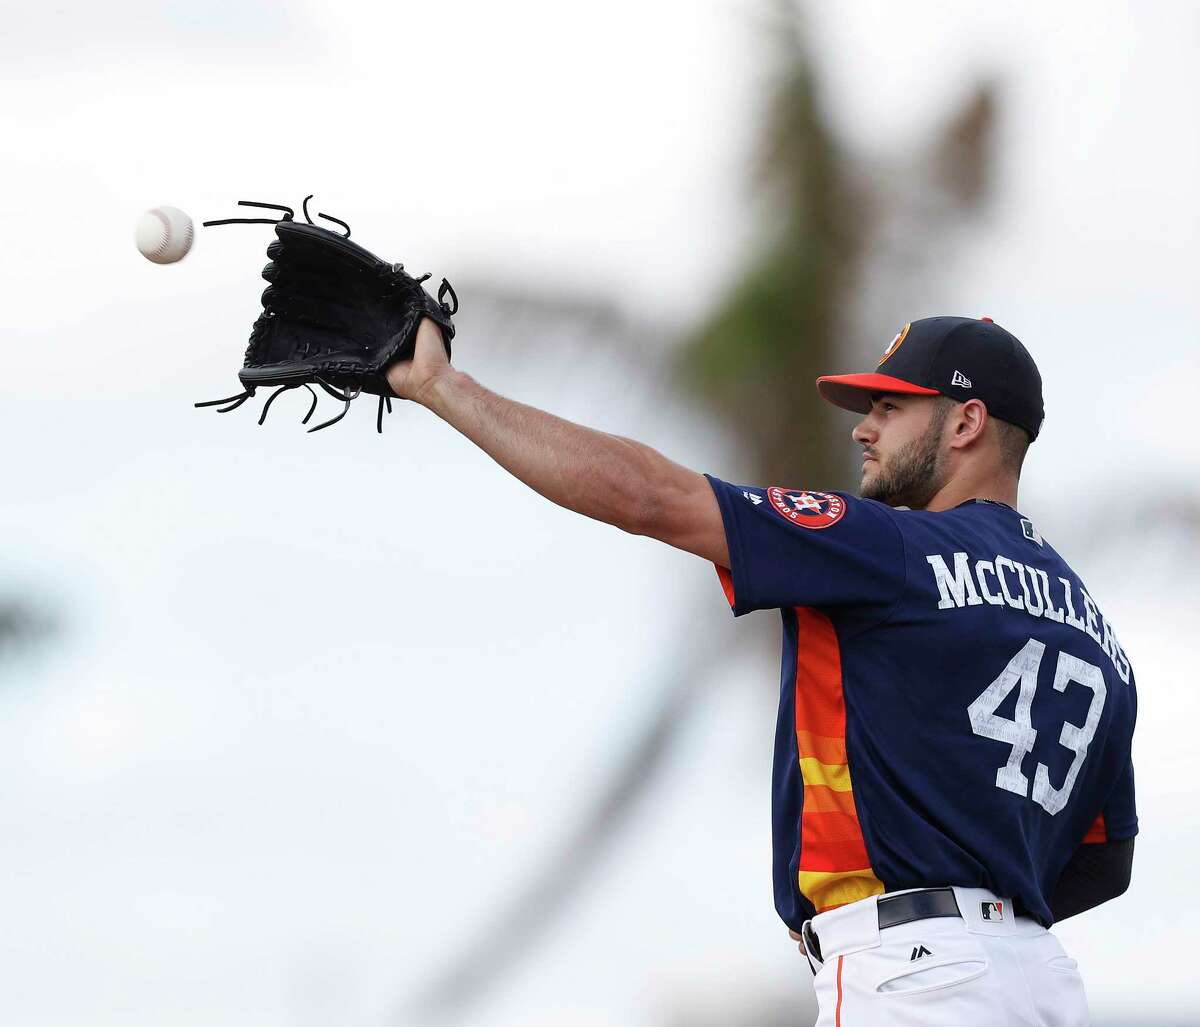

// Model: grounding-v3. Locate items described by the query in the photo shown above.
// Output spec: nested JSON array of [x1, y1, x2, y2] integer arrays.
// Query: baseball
[[135, 206, 194, 264]]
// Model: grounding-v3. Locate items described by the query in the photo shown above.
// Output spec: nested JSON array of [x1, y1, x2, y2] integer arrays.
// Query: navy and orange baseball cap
[[816, 316, 1045, 440]]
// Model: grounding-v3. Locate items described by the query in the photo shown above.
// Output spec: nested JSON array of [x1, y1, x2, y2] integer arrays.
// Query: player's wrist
[[416, 366, 471, 414]]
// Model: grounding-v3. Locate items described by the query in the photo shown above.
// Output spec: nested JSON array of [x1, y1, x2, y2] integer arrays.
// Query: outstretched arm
[[388, 319, 730, 567]]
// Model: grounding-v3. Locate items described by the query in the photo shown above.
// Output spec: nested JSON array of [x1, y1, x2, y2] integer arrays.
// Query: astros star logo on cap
[[879, 323, 911, 366]]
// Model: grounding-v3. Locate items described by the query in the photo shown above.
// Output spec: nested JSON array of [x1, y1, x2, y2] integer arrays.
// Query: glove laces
[[202, 194, 351, 237]]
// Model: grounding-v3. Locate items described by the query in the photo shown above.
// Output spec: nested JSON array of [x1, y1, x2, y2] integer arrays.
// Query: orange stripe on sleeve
[[714, 565, 736, 608], [801, 783, 860, 816], [796, 728, 848, 765], [1082, 813, 1107, 844]]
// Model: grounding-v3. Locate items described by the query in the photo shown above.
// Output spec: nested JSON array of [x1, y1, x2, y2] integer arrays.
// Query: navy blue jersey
[[705, 476, 1138, 930]]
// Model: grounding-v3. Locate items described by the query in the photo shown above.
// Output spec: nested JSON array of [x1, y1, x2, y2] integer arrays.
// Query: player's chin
[[859, 463, 888, 502]]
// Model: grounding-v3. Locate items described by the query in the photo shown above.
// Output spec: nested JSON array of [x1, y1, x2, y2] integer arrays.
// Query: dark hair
[[994, 416, 1031, 475], [934, 396, 1030, 475]]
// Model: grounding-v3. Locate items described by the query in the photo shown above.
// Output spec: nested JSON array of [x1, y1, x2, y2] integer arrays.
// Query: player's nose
[[851, 416, 876, 445]]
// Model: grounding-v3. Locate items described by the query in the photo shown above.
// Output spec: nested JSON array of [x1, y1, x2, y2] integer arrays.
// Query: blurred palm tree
[[406, 5, 998, 1022], [681, 9, 995, 487]]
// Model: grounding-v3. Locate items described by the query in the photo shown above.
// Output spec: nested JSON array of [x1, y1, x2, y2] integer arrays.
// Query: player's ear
[[949, 398, 988, 449]]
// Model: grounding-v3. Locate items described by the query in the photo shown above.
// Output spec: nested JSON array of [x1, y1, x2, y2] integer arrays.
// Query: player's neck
[[922, 471, 1019, 513]]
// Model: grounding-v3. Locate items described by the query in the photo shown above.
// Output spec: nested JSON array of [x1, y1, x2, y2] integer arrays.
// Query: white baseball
[[135, 206, 194, 264]]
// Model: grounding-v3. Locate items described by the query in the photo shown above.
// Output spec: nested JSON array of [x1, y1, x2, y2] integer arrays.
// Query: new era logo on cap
[[951, 370, 972, 389]]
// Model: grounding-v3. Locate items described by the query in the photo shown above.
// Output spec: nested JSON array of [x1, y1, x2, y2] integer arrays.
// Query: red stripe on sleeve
[[1082, 813, 1107, 844]]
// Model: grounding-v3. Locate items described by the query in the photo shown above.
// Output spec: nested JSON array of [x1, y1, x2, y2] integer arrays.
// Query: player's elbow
[[1111, 835, 1135, 898], [1093, 859, 1133, 911], [628, 475, 729, 566], [600, 439, 680, 538], [1113, 841, 1134, 897], [622, 488, 666, 539]]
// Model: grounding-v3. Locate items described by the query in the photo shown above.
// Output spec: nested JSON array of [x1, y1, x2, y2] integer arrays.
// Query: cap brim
[[816, 373, 941, 414]]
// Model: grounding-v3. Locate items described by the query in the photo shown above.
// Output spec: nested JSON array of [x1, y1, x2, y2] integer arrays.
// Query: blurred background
[[2, 1, 1198, 1024]]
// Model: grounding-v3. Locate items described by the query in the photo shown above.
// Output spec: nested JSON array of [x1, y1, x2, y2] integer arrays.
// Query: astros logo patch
[[767, 488, 846, 530], [878, 322, 911, 366]]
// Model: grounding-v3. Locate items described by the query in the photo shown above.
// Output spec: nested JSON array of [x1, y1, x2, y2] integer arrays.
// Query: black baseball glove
[[196, 196, 458, 433]]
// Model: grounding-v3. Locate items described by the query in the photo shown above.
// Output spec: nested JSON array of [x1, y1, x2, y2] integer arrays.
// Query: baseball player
[[389, 312, 1136, 1025]]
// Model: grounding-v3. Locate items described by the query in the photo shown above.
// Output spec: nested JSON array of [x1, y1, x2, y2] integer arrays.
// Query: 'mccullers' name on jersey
[[925, 551, 1131, 684]]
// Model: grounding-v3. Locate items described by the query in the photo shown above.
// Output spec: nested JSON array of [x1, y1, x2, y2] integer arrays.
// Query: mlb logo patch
[[980, 901, 1005, 922], [1020, 518, 1043, 546]]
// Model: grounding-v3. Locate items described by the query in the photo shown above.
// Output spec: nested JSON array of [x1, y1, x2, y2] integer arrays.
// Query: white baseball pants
[[803, 887, 1089, 1026]]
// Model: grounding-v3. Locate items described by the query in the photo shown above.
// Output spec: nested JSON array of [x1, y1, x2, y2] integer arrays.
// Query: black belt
[[802, 887, 961, 965]]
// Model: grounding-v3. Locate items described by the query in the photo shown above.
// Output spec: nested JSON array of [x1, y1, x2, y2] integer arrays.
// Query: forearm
[[1049, 837, 1134, 922], [419, 368, 695, 533]]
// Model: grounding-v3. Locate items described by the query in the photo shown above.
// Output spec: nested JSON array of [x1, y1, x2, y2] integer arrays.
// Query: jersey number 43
[[967, 637, 1107, 816]]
